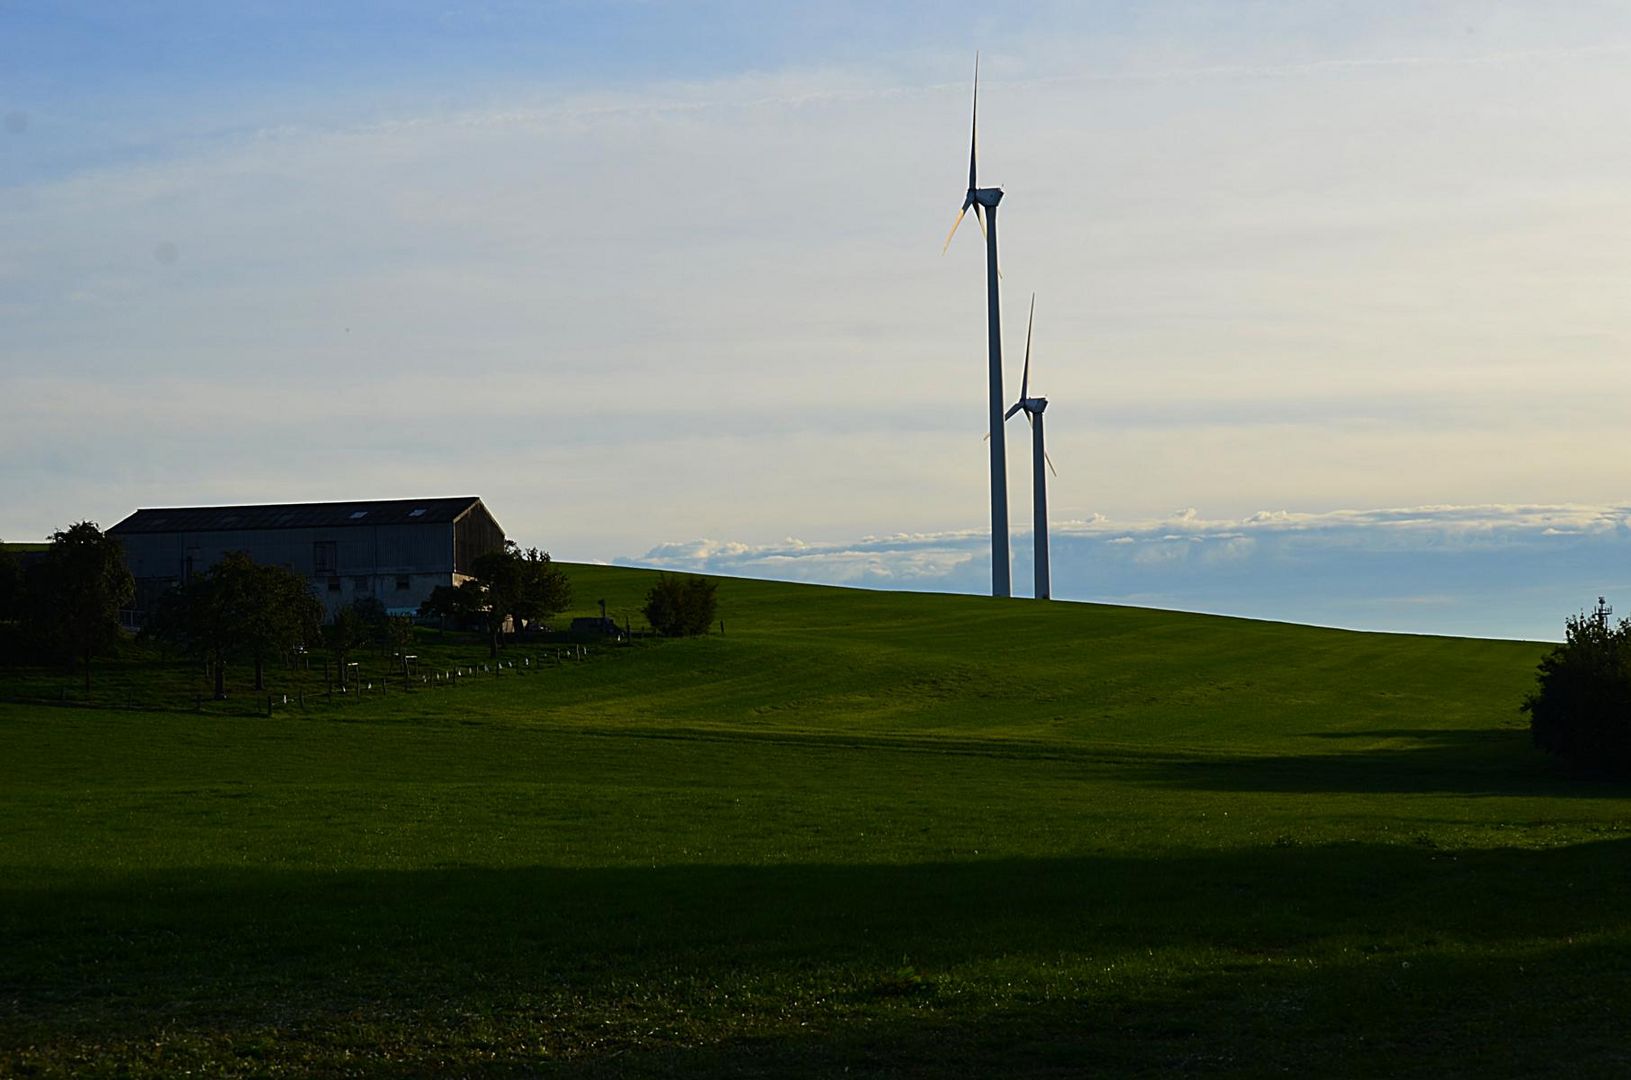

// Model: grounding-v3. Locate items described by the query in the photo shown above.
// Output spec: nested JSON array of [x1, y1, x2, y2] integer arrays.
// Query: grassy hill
[[3, 565, 1628, 1077]]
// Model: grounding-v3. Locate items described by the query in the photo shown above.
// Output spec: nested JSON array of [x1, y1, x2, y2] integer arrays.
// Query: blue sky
[[5, 2, 1631, 639]]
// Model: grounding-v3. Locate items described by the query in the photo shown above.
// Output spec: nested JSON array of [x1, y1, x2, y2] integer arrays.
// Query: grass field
[[3, 566, 1628, 1077]]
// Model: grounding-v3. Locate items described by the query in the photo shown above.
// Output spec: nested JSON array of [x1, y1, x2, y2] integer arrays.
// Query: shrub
[[643, 575, 718, 637], [1523, 597, 1631, 777]]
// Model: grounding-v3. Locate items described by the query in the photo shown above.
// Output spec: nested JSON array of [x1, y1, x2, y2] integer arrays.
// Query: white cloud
[[621, 502, 1631, 638]]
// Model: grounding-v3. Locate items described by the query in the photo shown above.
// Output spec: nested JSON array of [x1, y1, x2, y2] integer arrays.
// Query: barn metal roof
[[108, 497, 490, 534]]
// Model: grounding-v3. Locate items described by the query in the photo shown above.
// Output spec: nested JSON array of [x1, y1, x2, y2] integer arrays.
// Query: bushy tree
[[1523, 597, 1631, 777], [142, 551, 321, 698], [383, 614, 414, 651], [418, 584, 467, 633], [323, 606, 368, 690], [642, 574, 718, 637], [23, 522, 134, 692], [242, 559, 323, 691], [351, 595, 388, 630], [347, 595, 413, 652], [464, 542, 572, 656], [513, 547, 572, 633]]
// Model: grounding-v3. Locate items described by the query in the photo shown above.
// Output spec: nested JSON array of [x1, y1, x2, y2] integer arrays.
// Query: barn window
[[349, 510, 368, 520], [409, 508, 427, 518], [327, 578, 341, 593], [395, 575, 411, 591], [313, 541, 337, 574]]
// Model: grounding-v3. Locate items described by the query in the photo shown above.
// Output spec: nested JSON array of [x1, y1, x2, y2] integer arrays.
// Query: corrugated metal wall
[[453, 505, 505, 574], [120, 523, 462, 620]]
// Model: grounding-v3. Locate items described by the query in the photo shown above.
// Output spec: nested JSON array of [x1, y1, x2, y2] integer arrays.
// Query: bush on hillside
[[643, 575, 717, 637], [1523, 597, 1631, 777]]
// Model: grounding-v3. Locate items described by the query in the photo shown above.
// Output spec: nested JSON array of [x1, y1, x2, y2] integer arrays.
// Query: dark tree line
[[141, 551, 323, 699], [0, 522, 134, 693], [2, 521, 708, 697]]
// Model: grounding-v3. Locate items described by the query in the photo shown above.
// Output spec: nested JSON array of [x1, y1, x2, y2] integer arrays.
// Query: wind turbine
[[1004, 294, 1055, 600], [943, 53, 1011, 599]]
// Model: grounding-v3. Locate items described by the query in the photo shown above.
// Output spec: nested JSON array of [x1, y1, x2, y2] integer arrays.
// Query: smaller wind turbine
[[1004, 294, 1056, 600]]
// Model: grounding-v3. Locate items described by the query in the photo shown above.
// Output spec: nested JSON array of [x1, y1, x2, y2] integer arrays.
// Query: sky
[[4, 1, 1631, 640]]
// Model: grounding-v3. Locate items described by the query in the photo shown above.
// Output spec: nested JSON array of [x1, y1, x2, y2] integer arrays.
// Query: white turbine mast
[[943, 52, 1011, 599], [1004, 294, 1055, 600]]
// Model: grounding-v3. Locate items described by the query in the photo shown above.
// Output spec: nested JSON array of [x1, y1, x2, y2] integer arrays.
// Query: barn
[[108, 497, 506, 623]]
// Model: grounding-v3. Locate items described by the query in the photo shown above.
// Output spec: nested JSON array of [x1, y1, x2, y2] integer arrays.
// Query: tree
[[242, 559, 323, 692], [642, 574, 718, 637], [382, 614, 415, 652], [350, 595, 388, 648], [142, 551, 320, 699], [1523, 597, 1631, 778], [323, 606, 368, 691], [464, 542, 573, 656], [513, 546, 572, 634], [23, 522, 134, 693], [418, 584, 467, 633]]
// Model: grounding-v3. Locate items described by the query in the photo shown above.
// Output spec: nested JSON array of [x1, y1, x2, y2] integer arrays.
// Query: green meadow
[[3, 565, 1628, 1077]]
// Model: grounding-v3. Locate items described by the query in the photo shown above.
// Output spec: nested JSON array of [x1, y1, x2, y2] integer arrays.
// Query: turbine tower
[[1004, 294, 1055, 600], [943, 53, 1011, 599]]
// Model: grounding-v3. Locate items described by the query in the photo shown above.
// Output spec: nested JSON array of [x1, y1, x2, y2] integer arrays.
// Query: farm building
[[108, 497, 505, 623]]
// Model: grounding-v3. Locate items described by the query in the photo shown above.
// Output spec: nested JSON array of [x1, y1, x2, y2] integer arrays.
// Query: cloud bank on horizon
[[5, 3, 1631, 638], [625, 503, 1631, 640]]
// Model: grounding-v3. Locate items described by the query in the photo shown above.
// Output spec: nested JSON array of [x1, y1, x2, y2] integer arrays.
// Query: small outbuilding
[[109, 496, 505, 623]]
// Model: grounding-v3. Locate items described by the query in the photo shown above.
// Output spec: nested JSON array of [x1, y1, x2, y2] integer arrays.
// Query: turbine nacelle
[[1005, 395, 1047, 419], [970, 187, 1003, 208]]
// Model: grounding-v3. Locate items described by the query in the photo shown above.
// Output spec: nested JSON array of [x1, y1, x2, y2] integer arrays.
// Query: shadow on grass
[[5, 840, 1631, 1076], [1131, 727, 1629, 797]]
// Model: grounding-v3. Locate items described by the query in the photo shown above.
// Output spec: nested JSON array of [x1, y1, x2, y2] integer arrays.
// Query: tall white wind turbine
[[943, 53, 1011, 599], [1004, 294, 1055, 600]]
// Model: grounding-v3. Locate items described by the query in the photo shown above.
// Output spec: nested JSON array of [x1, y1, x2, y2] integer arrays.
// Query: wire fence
[[0, 639, 625, 719]]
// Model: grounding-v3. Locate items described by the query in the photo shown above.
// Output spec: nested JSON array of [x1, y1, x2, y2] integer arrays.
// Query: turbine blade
[[968, 52, 979, 192], [1021, 293, 1035, 401], [1045, 448, 1057, 477], [1004, 402, 1024, 421], [941, 206, 968, 254]]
